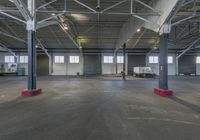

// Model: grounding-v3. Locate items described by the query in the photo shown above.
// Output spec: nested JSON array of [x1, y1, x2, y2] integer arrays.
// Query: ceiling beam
[[36, 0, 57, 11], [36, 20, 58, 29], [58, 22, 82, 51], [0, 11, 26, 23], [0, 31, 26, 43], [37, 38, 50, 58], [73, 0, 97, 13], [12, 0, 32, 21], [134, 0, 160, 14], [0, 42, 17, 57], [176, 37, 200, 59], [37, 12, 64, 25], [100, 0, 127, 13], [115, 0, 183, 51]]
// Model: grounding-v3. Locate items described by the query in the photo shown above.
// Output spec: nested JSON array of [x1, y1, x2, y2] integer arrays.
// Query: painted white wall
[[146, 54, 159, 75], [67, 53, 83, 75], [0, 52, 6, 63], [196, 64, 200, 75], [101, 53, 115, 75], [196, 55, 200, 75], [102, 53, 115, 75], [0, 52, 25, 74], [17, 52, 28, 75], [168, 55, 176, 75], [101, 53, 128, 75], [0, 51, 194, 76], [52, 53, 67, 75], [52, 53, 83, 76], [146, 53, 176, 75], [117, 63, 123, 74]]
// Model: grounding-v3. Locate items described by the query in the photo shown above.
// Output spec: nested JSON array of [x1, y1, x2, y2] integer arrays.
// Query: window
[[5, 56, 15, 63], [149, 56, 158, 64], [104, 56, 113, 63], [69, 56, 79, 63], [197, 56, 200, 63], [168, 56, 173, 64], [19, 56, 28, 63], [117, 56, 124, 63], [54, 56, 64, 63]]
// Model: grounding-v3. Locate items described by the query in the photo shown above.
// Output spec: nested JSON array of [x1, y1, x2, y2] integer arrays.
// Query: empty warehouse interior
[[0, 0, 200, 139]]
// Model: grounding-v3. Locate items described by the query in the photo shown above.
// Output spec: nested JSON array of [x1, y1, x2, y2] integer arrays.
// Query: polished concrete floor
[[0, 76, 200, 140]]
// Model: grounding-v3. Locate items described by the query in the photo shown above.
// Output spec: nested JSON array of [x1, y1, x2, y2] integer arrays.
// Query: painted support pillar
[[21, 0, 41, 96], [122, 43, 126, 80], [115, 51, 118, 74], [175, 57, 179, 76], [154, 24, 173, 96], [27, 30, 36, 89], [159, 33, 169, 90]]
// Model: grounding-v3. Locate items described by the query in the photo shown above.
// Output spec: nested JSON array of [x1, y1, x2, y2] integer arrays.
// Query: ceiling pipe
[[58, 23, 82, 52]]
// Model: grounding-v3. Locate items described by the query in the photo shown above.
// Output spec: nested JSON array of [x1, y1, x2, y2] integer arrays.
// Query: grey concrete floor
[[0, 76, 200, 140]]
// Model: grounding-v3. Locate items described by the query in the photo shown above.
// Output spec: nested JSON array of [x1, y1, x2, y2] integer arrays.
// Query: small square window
[[5, 56, 15, 63], [19, 56, 28, 63], [69, 56, 79, 63], [104, 56, 113, 63], [117, 56, 124, 63], [149, 56, 158, 64], [168, 56, 173, 64], [196, 56, 200, 63], [54, 56, 64, 63]]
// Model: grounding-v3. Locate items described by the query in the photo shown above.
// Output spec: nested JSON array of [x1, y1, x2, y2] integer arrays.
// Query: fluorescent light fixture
[[64, 26, 68, 30], [137, 28, 141, 32], [153, 46, 157, 50]]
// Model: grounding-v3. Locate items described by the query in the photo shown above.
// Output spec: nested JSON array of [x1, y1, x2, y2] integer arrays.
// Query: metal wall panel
[[128, 55, 146, 75], [179, 55, 196, 75], [84, 54, 101, 75]]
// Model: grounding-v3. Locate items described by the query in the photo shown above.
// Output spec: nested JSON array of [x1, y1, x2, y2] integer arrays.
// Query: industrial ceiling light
[[64, 26, 68, 30], [153, 46, 157, 50], [51, 13, 56, 16], [137, 28, 141, 32]]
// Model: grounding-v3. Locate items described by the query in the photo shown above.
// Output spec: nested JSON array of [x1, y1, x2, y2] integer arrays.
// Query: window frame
[[168, 56, 173, 64], [54, 56, 65, 64], [196, 56, 200, 64], [69, 56, 80, 64], [5, 56, 15, 63], [149, 56, 158, 64], [104, 56, 114, 64], [117, 56, 124, 63], [19, 56, 28, 63]]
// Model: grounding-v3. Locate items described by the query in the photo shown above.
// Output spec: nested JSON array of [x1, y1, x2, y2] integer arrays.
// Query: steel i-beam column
[[154, 24, 173, 96], [122, 43, 126, 80], [21, 0, 42, 96]]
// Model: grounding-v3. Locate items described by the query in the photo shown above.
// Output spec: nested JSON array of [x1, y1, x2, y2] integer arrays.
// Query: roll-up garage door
[[84, 54, 101, 75], [179, 55, 196, 75], [128, 55, 146, 75], [37, 54, 49, 76]]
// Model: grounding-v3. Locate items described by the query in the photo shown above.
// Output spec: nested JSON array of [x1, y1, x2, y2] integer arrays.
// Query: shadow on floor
[[169, 96, 200, 113]]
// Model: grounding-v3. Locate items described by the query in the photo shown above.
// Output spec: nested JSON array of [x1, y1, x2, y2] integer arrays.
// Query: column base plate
[[21, 88, 42, 97], [154, 88, 173, 97]]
